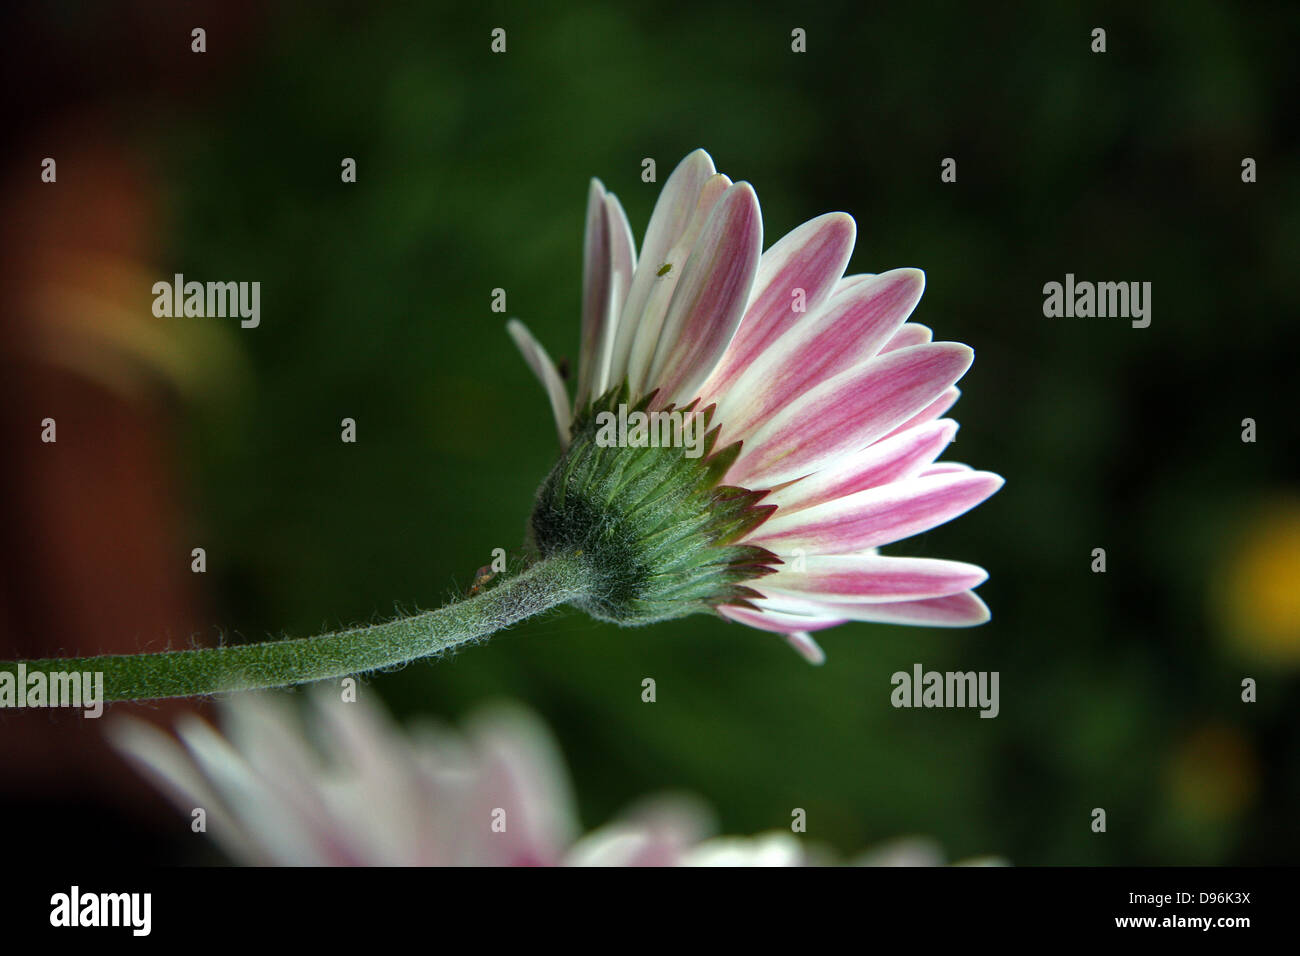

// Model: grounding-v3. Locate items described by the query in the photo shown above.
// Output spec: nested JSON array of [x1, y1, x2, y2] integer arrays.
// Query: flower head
[[108, 691, 1003, 867], [510, 150, 1003, 662], [109, 691, 808, 866]]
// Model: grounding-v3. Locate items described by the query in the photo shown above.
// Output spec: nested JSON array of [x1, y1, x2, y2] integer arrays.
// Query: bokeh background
[[2, 0, 1297, 865]]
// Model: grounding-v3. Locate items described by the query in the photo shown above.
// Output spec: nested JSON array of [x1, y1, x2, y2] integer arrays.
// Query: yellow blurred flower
[[1216, 497, 1300, 665]]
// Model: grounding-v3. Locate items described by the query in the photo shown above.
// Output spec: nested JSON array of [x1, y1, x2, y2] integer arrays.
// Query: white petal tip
[[785, 631, 826, 665], [897, 266, 926, 286], [964, 593, 993, 626]]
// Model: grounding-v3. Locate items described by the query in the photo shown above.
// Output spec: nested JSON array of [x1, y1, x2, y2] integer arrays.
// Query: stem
[[0, 553, 590, 703]]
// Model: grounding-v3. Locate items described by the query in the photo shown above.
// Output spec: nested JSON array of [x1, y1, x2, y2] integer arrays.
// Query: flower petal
[[306, 693, 434, 866], [577, 184, 639, 407], [175, 713, 336, 865], [577, 179, 611, 406], [719, 602, 846, 633], [647, 182, 764, 406], [467, 707, 580, 866], [728, 343, 974, 488], [108, 716, 260, 863], [606, 149, 717, 388], [880, 322, 933, 352], [760, 554, 988, 604], [716, 269, 925, 442], [507, 318, 572, 448], [565, 797, 711, 866], [783, 631, 826, 664], [832, 590, 992, 627], [700, 212, 857, 406], [748, 469, 1004, 553], [881, 385, 961, 440], [764, 419, 959, 515], [683, 832, 808, 866], [625, 173, 732, 395], [855, 837, 947, 867], [755, 589, 992, 627]]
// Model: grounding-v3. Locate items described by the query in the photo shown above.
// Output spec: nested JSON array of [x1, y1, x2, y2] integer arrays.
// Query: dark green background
[[146, 1, 1298, 863]]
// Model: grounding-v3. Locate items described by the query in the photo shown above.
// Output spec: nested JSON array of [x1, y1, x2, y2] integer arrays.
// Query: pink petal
[[578, 188, 638, 406], [577, 179, 611, 405], [606, 150, 717, 388], [784, 631, 826, 664], [625, 174, 732, 395], [831, 591, 991, 627], [728, 343, 974, 488], [748, 469, 1004, 553], [467, 708, 580, 866], [760, 554, 988, 604], [700, 212, 857, 405], [880, 322, 933, 352], [765, 419, 958, 515], [881, 386, 961, 440], [716, 269, 925, 441], [647, 182, 764, 406], [755, 589, 992, 627], [507, 319, 572, 447], [719, 603, 847, 633]]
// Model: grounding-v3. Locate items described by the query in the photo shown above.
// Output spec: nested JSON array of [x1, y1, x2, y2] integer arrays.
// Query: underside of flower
[[529, 386, 779, 625], [511, 148, 1005, 662], [0, 149, 1004, 700]]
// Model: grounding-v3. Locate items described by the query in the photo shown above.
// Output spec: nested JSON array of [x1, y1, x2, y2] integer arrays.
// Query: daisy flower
[[109, 690, 1002, 867], [509, 149, 1004, 662], [108, 691, 809, 866], [0, 151, 1004, 703]]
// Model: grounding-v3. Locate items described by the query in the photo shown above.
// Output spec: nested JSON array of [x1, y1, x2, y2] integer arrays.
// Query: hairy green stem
[[0, 554, 590, 703]]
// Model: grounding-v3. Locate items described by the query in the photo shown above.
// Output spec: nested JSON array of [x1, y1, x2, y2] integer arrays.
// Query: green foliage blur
[[157, 0, 1299, 863]]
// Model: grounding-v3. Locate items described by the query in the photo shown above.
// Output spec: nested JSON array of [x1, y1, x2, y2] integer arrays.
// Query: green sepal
[[529, 386, 781, 625]]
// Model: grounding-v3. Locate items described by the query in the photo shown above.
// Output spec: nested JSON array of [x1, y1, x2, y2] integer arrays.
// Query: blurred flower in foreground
[[854, 836, 1005, 867], [109, 691, 999, 866], [1214, 497, 1300, 665], [511, 149, 1002, 663], [110, 691, 781, 865]]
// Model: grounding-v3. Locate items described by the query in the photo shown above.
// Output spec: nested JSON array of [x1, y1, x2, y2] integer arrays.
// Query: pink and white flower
[[108, 691, 807, 866], [510, 150, 1004, 662], [109, 691, 1002, 867]]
